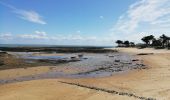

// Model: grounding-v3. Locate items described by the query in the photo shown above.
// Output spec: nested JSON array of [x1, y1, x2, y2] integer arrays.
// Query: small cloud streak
[[15, 10, 46, 25], [0, 1, 46, 25], [0, 33, 13, 39], [0, 31, 113, 46], [19, 31, 48, 39]]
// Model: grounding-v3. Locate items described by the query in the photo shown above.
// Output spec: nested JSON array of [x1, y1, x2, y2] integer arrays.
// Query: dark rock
[[115, 60, 120, 62], [137, 53, 154, 55], [122, 62, 132, 64], [83, 58, 88, 59], [132, 59, 139, 61], [0, 51, 7, 54]]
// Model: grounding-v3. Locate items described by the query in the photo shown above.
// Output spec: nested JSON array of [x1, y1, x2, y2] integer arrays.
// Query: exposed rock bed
[[0, 52, 146, 84]]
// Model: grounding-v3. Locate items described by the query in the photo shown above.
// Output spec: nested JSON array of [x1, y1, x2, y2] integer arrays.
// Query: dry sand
[[115, 47, 170, 54], [0, 66, 51, 80], [0, 48, 170, 100]]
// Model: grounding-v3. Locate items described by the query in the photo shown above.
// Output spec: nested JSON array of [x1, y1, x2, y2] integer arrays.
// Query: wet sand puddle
[[0, 53, 146, 84]]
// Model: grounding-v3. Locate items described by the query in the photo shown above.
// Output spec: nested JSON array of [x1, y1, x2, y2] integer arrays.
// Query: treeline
[[115, 34, 170, 49], [115, 40, 135, 47]]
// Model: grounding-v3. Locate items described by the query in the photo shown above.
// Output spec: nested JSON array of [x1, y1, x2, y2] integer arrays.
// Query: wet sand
[[0, 52, 144, 84], [0, 48, 170, 100]]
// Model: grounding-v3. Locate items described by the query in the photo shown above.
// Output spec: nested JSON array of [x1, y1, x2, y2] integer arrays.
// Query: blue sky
[[0, 0, 170, 46]]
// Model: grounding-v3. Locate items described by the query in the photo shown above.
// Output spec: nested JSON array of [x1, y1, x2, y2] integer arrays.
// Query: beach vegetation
[[115, 34, 170, 49]]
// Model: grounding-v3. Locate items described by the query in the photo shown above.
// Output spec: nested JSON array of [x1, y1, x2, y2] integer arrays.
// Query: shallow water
[[24, 55, 65, 60], [0, 52, 145, 84]]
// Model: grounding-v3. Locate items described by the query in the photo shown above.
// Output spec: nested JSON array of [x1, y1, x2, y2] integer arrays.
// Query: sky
[[0, 0, 170, 46]]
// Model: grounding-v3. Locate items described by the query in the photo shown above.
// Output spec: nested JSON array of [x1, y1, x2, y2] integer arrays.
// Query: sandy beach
[[0, 48, 170, 100], [1, 0, 170, 99]]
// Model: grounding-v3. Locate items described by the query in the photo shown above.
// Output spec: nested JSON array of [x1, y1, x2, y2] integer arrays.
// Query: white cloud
[[18, 31, 98, 41], [35, 31, 47, 36], [50, 34, 96, 41], [0, 31, 112, 46], [15, 10, 46, 25], [112, 0, 170, 42], [0, 1, 46, 25], [0, 33, 13, 39], [19, 31, 48, 39]]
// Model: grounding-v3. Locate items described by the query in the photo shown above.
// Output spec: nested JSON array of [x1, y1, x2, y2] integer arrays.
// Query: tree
[[129, 42, 135, 47], [152, 38, 162, 47], [124, 40, 130, 47], [115, 40, 123, 47], [160, 34, 170, 48], [141, 36, 149, 46], [141, 35, 154, 46], [168, 37, 170, 47]]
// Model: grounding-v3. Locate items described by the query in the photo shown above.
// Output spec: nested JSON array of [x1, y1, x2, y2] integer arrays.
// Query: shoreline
[[0, 48, 170, 100]]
